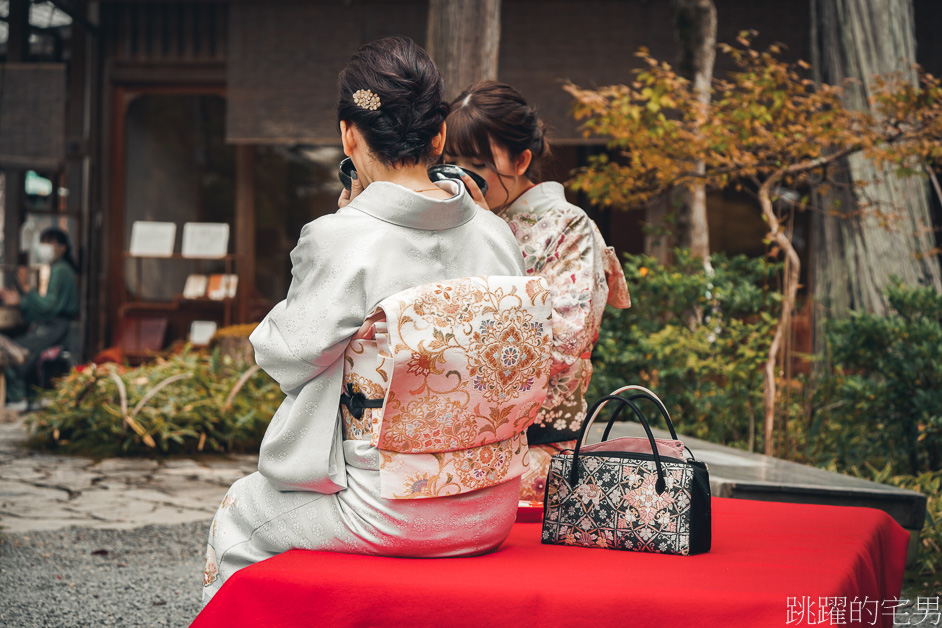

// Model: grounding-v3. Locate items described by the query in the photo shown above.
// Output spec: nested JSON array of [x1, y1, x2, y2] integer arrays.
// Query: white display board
[[189, 320, 218, 346], [181, 222, 230, 259], [129, 221, 176, 257]]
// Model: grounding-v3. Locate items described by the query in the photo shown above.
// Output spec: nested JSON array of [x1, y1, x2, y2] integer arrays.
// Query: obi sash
[[340, 275, 553, 499]]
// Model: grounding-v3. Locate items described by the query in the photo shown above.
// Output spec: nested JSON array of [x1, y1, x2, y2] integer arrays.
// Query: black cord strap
[[339, 383, 384, 419]]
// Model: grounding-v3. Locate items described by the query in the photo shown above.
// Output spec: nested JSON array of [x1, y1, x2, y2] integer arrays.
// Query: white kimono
[[202, 181, 526, 605]]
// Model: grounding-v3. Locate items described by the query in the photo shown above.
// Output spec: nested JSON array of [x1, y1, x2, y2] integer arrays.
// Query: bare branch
[[926, 164, 942, 208]]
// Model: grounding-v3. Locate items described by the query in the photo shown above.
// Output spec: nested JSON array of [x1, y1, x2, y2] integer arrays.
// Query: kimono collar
[[344, 180, 477, 231], [501, 181, 567, 218]]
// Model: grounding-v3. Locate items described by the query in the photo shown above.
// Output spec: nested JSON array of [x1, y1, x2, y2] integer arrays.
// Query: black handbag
[[541, 385, 711, 555]]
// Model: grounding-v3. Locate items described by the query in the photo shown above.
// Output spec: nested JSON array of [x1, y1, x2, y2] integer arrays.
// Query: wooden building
[[1, 0, 940, 361]]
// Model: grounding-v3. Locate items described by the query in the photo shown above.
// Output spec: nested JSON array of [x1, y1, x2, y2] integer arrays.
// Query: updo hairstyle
[[337, 36, 449, 167], [446, 80, 550, 182]]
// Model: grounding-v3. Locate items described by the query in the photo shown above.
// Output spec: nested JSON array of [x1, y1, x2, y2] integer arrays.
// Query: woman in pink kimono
[[201, 39, 547, 606], [444, 80, 632, 501]]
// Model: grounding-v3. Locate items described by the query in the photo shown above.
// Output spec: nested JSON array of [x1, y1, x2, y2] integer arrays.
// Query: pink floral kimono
[[498, 182, 631, 501]]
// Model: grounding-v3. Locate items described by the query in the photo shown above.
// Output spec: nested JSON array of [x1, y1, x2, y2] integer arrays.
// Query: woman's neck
[[358, 160, 451, 198], [495, 177, 536, 213]]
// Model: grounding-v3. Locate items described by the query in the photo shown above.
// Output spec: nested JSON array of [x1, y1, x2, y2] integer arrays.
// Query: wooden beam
[[47, 0, 101, 36], [426, 0, 501, 102], [0, 14, 67, 37]]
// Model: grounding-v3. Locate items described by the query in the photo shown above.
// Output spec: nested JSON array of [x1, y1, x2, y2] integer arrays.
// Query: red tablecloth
[[192, 497, 909, 628]]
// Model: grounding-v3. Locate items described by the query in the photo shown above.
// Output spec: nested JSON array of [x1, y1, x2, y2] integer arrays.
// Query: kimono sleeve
[[540, 212, 610, 377], [601, 243, 631, 309], [249, 218, 366, 493]]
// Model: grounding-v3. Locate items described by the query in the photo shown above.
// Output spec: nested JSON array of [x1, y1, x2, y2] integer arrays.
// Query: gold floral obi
[[340, 275, 553, 499]]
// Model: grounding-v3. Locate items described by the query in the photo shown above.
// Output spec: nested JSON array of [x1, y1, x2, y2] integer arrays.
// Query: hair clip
[[353, 89, 381, 111]]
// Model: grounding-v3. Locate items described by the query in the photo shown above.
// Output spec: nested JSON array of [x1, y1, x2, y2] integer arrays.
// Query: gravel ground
[[0, 521, 207, 628]]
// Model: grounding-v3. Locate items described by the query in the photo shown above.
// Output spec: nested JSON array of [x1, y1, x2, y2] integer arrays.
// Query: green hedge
[[589, 249, 782, 451], [807, 281, 942, 475], [27, 348, 281, 457]]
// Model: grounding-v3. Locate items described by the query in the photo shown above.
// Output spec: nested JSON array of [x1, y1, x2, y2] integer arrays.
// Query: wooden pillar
[[2, 173, 26, 267], [426, 0, 501, 101], [2, 0, 31, 267], [66, 5, 89, 237], [66, 0, 91, 360], [6, 0, 30, 62], [105, 88, 132, 352], [234, 144, 255, 324]]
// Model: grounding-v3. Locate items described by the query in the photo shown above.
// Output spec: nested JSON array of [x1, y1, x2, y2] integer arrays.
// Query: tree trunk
[[426, 0, 502, 102], [643, 194, 674, 265], [669, 0, 717, 261], [212, 335, 256, 366], [810, 0, 942, 333]]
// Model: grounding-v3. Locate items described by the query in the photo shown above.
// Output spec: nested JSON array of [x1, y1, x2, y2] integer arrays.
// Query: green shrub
[[589, 249, 783, 450], [796, 281, 942, 597], [808, 282, 942, 474], [26, 348, 282, 456]]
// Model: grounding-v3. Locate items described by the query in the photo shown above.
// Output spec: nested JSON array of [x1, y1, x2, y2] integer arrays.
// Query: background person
[[0, 227, 79, 409], [444, 80, 632, 501], [201, 37, 532, 606]]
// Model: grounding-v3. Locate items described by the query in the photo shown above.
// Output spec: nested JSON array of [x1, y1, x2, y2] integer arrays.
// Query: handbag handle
[[591, 386, 698, 462], [599, 394, 666, 442], [586, 385, 679, 444], [570, 394, 668, 494]]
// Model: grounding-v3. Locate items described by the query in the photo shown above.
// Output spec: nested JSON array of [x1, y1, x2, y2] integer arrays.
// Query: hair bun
[[337, 37, 448, 167]]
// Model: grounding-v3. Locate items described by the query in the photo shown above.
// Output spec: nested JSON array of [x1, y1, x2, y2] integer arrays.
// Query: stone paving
[[0, 409, 257, 533]]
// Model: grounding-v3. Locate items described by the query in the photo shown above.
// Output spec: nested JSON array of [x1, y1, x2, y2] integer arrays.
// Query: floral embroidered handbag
[[541, 385, 711, 555]]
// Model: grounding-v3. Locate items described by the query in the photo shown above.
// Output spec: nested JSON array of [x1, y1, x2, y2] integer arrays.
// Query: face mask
[[35, 243, 55, 264]]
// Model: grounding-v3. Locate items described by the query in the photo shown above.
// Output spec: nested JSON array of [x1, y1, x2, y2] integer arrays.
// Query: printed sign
[[181, 223, 230, 259], [129, 221, 176, 257]]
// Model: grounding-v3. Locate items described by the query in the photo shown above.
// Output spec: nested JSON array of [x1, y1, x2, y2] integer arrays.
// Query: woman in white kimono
[[201, 38, 532, 605], [444, 80, 632, 502]]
